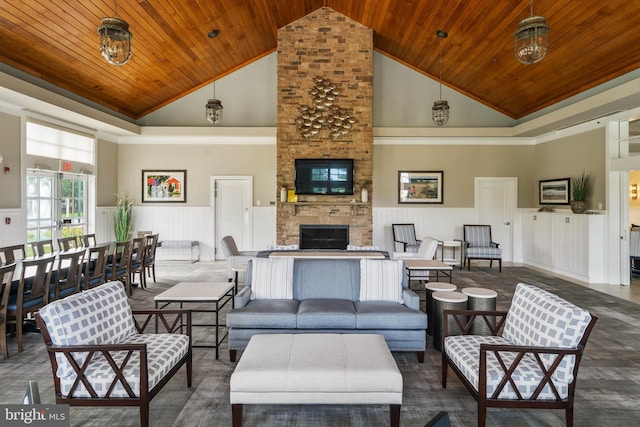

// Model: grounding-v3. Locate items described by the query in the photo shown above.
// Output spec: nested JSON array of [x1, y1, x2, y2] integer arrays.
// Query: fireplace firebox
[[300, 224, 349, 250]]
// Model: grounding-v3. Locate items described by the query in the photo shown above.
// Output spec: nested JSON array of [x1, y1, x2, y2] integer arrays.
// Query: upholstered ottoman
[[230, 333, 403, 427]]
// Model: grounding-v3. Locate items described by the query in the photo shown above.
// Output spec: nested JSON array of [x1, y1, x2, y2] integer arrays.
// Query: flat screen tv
[[295, 158, 354, 195]]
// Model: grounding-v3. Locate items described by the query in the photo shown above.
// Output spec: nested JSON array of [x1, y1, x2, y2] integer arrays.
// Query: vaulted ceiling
[[1, 0, 640, 122]]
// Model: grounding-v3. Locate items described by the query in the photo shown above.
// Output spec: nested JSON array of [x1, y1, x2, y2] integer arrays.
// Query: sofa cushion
[[59, 333, 189, 398], [355, 301, 428, 329], [38, 281, 136, 377], [444, 335, 570, 400], [503, 282, 592, 383], [251, 257, 294, 300], [359, 259, 404, 303], [293, 259, 360, 301], [297, 299, 357, 329], [226, 300, 300, 328]]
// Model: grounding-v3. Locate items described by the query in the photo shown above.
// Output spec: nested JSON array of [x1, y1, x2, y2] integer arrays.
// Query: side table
[[432, 291, 468, 352], [438, 240, 463, 269], [461, 287, 497, 335]]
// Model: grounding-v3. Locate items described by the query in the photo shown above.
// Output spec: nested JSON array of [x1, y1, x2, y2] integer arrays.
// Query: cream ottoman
[[230, 333, 403, 427]]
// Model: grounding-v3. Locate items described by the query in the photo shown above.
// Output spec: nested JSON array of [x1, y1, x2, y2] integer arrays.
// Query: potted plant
[[114, 193, 134, 241], [570, 172, 592, 214], [358, 179, 369, 203]]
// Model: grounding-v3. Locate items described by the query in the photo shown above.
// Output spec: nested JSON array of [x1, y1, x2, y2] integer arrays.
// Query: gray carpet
[[1, 262, 638, 426]]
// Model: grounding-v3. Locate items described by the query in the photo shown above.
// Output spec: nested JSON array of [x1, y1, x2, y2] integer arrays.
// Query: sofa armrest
[[402, 288, 421, 310], [234, 286, 251, 308], [443, 309, 508, 337], [132, 309, 192, 336]]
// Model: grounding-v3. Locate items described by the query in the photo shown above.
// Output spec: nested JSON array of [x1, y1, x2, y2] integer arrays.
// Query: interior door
[[212, 176, 253, 259], [474, 177, 517, 262]]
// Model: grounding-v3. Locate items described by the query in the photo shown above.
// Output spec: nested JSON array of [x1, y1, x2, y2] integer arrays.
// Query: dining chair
[[129, 237, 147, 289], [82, 244, 110, 290], [57, 236, 79, 252], [79, 233, 97, 248], [106, 241, 133, 296], [0, 263, 17, 359], [29, 240, 54, 257], [7, 255, 55, 353], [0, 244, 26, 264], [144, 234, 159, 283], [49, 250, 85, 302]]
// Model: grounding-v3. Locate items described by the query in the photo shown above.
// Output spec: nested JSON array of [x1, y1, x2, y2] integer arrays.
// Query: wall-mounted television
[[295, 158, 354, 195]]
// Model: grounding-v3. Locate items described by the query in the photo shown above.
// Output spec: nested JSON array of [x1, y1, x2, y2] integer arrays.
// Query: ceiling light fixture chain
[[432, 29, 450, 127], [97, 0, 132, 66], [205, 29, 224, 125], [514, 0, 550, 65]]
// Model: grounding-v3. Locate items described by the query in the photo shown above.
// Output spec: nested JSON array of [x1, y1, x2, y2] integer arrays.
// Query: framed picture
[[398, 171, 444, 204], [539, 178, 570, 205], [142, 170, 187, 203]]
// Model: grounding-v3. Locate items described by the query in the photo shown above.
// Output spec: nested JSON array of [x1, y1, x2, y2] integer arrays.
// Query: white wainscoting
[[252, 206, 276, 251], [0, 209, 27, 247], [373, 207, 477, 254]]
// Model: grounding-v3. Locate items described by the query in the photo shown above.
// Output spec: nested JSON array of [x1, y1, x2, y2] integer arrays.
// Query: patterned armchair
[[35, 281, 192, 427], [441, 283, 597, 427], [463, 225, 502, 271], [392, 224, 422, 253]]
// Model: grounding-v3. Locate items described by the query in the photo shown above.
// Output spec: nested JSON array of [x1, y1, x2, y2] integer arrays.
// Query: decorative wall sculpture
[[296, 76, 357, 139]]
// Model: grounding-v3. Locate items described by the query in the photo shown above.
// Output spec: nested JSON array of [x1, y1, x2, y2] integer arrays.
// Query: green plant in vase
[[114, 193, 134, 241], [570, 172, 592, 214]]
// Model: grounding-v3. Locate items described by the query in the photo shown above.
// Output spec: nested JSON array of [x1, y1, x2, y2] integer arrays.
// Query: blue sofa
[[226, 257, 428, 362]]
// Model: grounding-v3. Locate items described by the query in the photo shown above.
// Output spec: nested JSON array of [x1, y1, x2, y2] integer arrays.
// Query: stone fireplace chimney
[[276, 7, 373, 246]]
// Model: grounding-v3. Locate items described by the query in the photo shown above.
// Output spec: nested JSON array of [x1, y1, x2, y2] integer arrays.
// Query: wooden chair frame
[[0, 263, 16, 359], [441, 309, 598, 427], [35, 310, 192, 427]]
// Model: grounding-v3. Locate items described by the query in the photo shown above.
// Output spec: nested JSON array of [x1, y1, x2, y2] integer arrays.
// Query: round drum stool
[[462, 287, 498, 336], [425, 282, 457, 336], [432, 291, 468, 352]]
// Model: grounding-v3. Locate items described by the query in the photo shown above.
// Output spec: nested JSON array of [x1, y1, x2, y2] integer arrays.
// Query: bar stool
[[432, 291, 468, 352], [425, 282, 457, 336], [461, 287, 498, 335]]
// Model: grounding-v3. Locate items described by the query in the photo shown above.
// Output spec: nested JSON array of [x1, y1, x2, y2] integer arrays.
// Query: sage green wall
[[0, 112, 21, 209], [372, 144, 536, 207], [534, 128, 606, 210], [116, 144, 277, 205], [97, 138, 118, 206]]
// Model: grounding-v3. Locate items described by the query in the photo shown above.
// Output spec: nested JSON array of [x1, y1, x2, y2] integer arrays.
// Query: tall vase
[[361, 188, 368, 203], [280, 187, 287, 203]]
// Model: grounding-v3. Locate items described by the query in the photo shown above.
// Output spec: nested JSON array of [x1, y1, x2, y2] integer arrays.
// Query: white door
[[474, 177, 517, 262], [212, 176, 253, 259]]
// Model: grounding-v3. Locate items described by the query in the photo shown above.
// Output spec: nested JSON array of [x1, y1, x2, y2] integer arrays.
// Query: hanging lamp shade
[[514, 4, 550, 64], [97, 15, 132, 66], [206, 97, 223, 124], [432, 100, 450, 127]]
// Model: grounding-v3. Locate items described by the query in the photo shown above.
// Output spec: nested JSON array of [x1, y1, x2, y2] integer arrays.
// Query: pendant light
[[97, 0, 132, 66], [205, 29, 223, 124], [514, 0, 550, 64], [432, 30, 449, 127]]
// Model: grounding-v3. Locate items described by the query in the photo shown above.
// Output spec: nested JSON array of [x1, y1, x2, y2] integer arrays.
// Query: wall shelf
[[281, 201, 369, 216]]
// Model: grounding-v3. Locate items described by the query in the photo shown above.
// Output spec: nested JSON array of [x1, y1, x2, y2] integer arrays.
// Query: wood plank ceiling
[[1, 0, 639, 121]]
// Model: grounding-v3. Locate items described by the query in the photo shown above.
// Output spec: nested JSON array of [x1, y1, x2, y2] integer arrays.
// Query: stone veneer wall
[[276, 7, 373, 246]]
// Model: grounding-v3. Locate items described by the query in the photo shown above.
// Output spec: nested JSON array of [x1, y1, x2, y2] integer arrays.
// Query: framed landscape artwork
[[398, 171, 444, 204], [539, 178, 570, 205], [142, 170, 187, 203]]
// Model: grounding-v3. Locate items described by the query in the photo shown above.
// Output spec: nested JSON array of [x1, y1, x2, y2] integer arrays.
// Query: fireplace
[[300, 224, 349, 250]]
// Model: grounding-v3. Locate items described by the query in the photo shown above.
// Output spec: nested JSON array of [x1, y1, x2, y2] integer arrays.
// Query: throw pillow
[[250, 257, 294, 300], [359, 258, 404, 303]]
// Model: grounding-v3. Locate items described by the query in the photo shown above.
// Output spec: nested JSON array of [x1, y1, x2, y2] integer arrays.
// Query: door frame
[[210, 176, 253, 260], [474, 177, 518, 263]]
